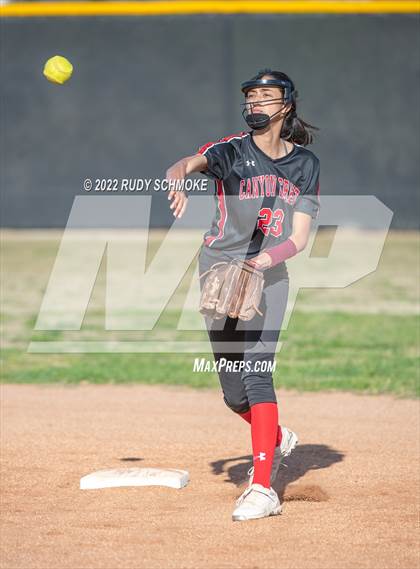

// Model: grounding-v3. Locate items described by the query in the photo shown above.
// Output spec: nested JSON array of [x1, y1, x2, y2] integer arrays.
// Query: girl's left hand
[[246, 251, 272, 270]]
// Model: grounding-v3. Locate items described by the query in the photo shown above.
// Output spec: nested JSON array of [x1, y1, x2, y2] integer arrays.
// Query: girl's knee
[[223, 394, 250, 414]]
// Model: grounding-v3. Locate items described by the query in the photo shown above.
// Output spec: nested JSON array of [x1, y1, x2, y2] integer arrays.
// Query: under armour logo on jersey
[[254, 452, 266, 462], [246, 160, 255, 167]]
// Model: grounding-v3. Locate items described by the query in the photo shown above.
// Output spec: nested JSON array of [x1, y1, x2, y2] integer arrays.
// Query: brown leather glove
[[199, 259, 264, 321]]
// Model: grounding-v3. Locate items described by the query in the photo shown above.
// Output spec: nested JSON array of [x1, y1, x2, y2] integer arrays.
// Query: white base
[[80, 467, 189, 490]]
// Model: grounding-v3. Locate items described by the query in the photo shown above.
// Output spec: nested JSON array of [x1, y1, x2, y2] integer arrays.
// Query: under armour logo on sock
[[254, 452, 266, 462]]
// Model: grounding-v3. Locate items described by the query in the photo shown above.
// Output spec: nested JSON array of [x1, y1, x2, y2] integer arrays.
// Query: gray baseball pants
[[198, 245, 289, 414]]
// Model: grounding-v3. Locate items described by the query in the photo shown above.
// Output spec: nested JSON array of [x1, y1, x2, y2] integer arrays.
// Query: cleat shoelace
[[235, 486, 276, 510], [246, 460, 288, 482], [235, 486, 253, 506]]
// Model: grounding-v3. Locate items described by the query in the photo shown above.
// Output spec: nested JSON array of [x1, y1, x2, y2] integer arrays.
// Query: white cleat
[[272, 426, 299, 482], [232, 483, 282, 522], [246, 426, 299, 489]]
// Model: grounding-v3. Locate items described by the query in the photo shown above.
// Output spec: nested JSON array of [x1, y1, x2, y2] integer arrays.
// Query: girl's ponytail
[[281, 107, 318, 146]]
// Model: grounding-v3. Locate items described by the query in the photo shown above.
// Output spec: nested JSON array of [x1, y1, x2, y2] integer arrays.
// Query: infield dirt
[[1, 384, 419, 569]]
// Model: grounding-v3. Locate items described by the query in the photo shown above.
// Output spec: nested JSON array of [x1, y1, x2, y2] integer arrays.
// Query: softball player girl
[[166, 69, 320, 521]]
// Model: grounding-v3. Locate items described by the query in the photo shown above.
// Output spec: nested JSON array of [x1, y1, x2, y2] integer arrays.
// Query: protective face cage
[[240, 77, 297, 130]]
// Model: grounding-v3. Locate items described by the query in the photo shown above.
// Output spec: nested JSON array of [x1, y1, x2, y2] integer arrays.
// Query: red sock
[[276, 424, 282, 447], [239, 410, 282, 448], [250, 402, 278, 489], [239, 410, 252, 424]]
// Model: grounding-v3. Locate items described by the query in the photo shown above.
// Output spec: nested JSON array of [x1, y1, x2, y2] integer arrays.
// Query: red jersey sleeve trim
[[197, 131, 248, 155]]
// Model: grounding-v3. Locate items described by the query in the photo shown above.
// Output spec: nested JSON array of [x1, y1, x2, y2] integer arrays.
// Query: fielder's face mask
[[240, 77, 297, 130]]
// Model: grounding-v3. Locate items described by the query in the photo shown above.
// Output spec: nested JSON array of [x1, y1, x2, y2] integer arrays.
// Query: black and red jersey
[[198, 131, 320, 257]]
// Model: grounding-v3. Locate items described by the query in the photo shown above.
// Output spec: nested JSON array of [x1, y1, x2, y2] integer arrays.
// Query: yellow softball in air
[[43, 55, 73, 85]]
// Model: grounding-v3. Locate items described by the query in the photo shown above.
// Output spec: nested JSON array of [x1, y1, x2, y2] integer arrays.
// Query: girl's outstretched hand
[[166, 159, 188, 219]]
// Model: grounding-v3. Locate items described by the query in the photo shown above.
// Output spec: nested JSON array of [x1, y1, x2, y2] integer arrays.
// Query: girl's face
[[244, 77, 289, 122]]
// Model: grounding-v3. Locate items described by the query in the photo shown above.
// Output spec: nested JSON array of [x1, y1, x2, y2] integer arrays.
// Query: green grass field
[[1, 230, 419, 396]]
